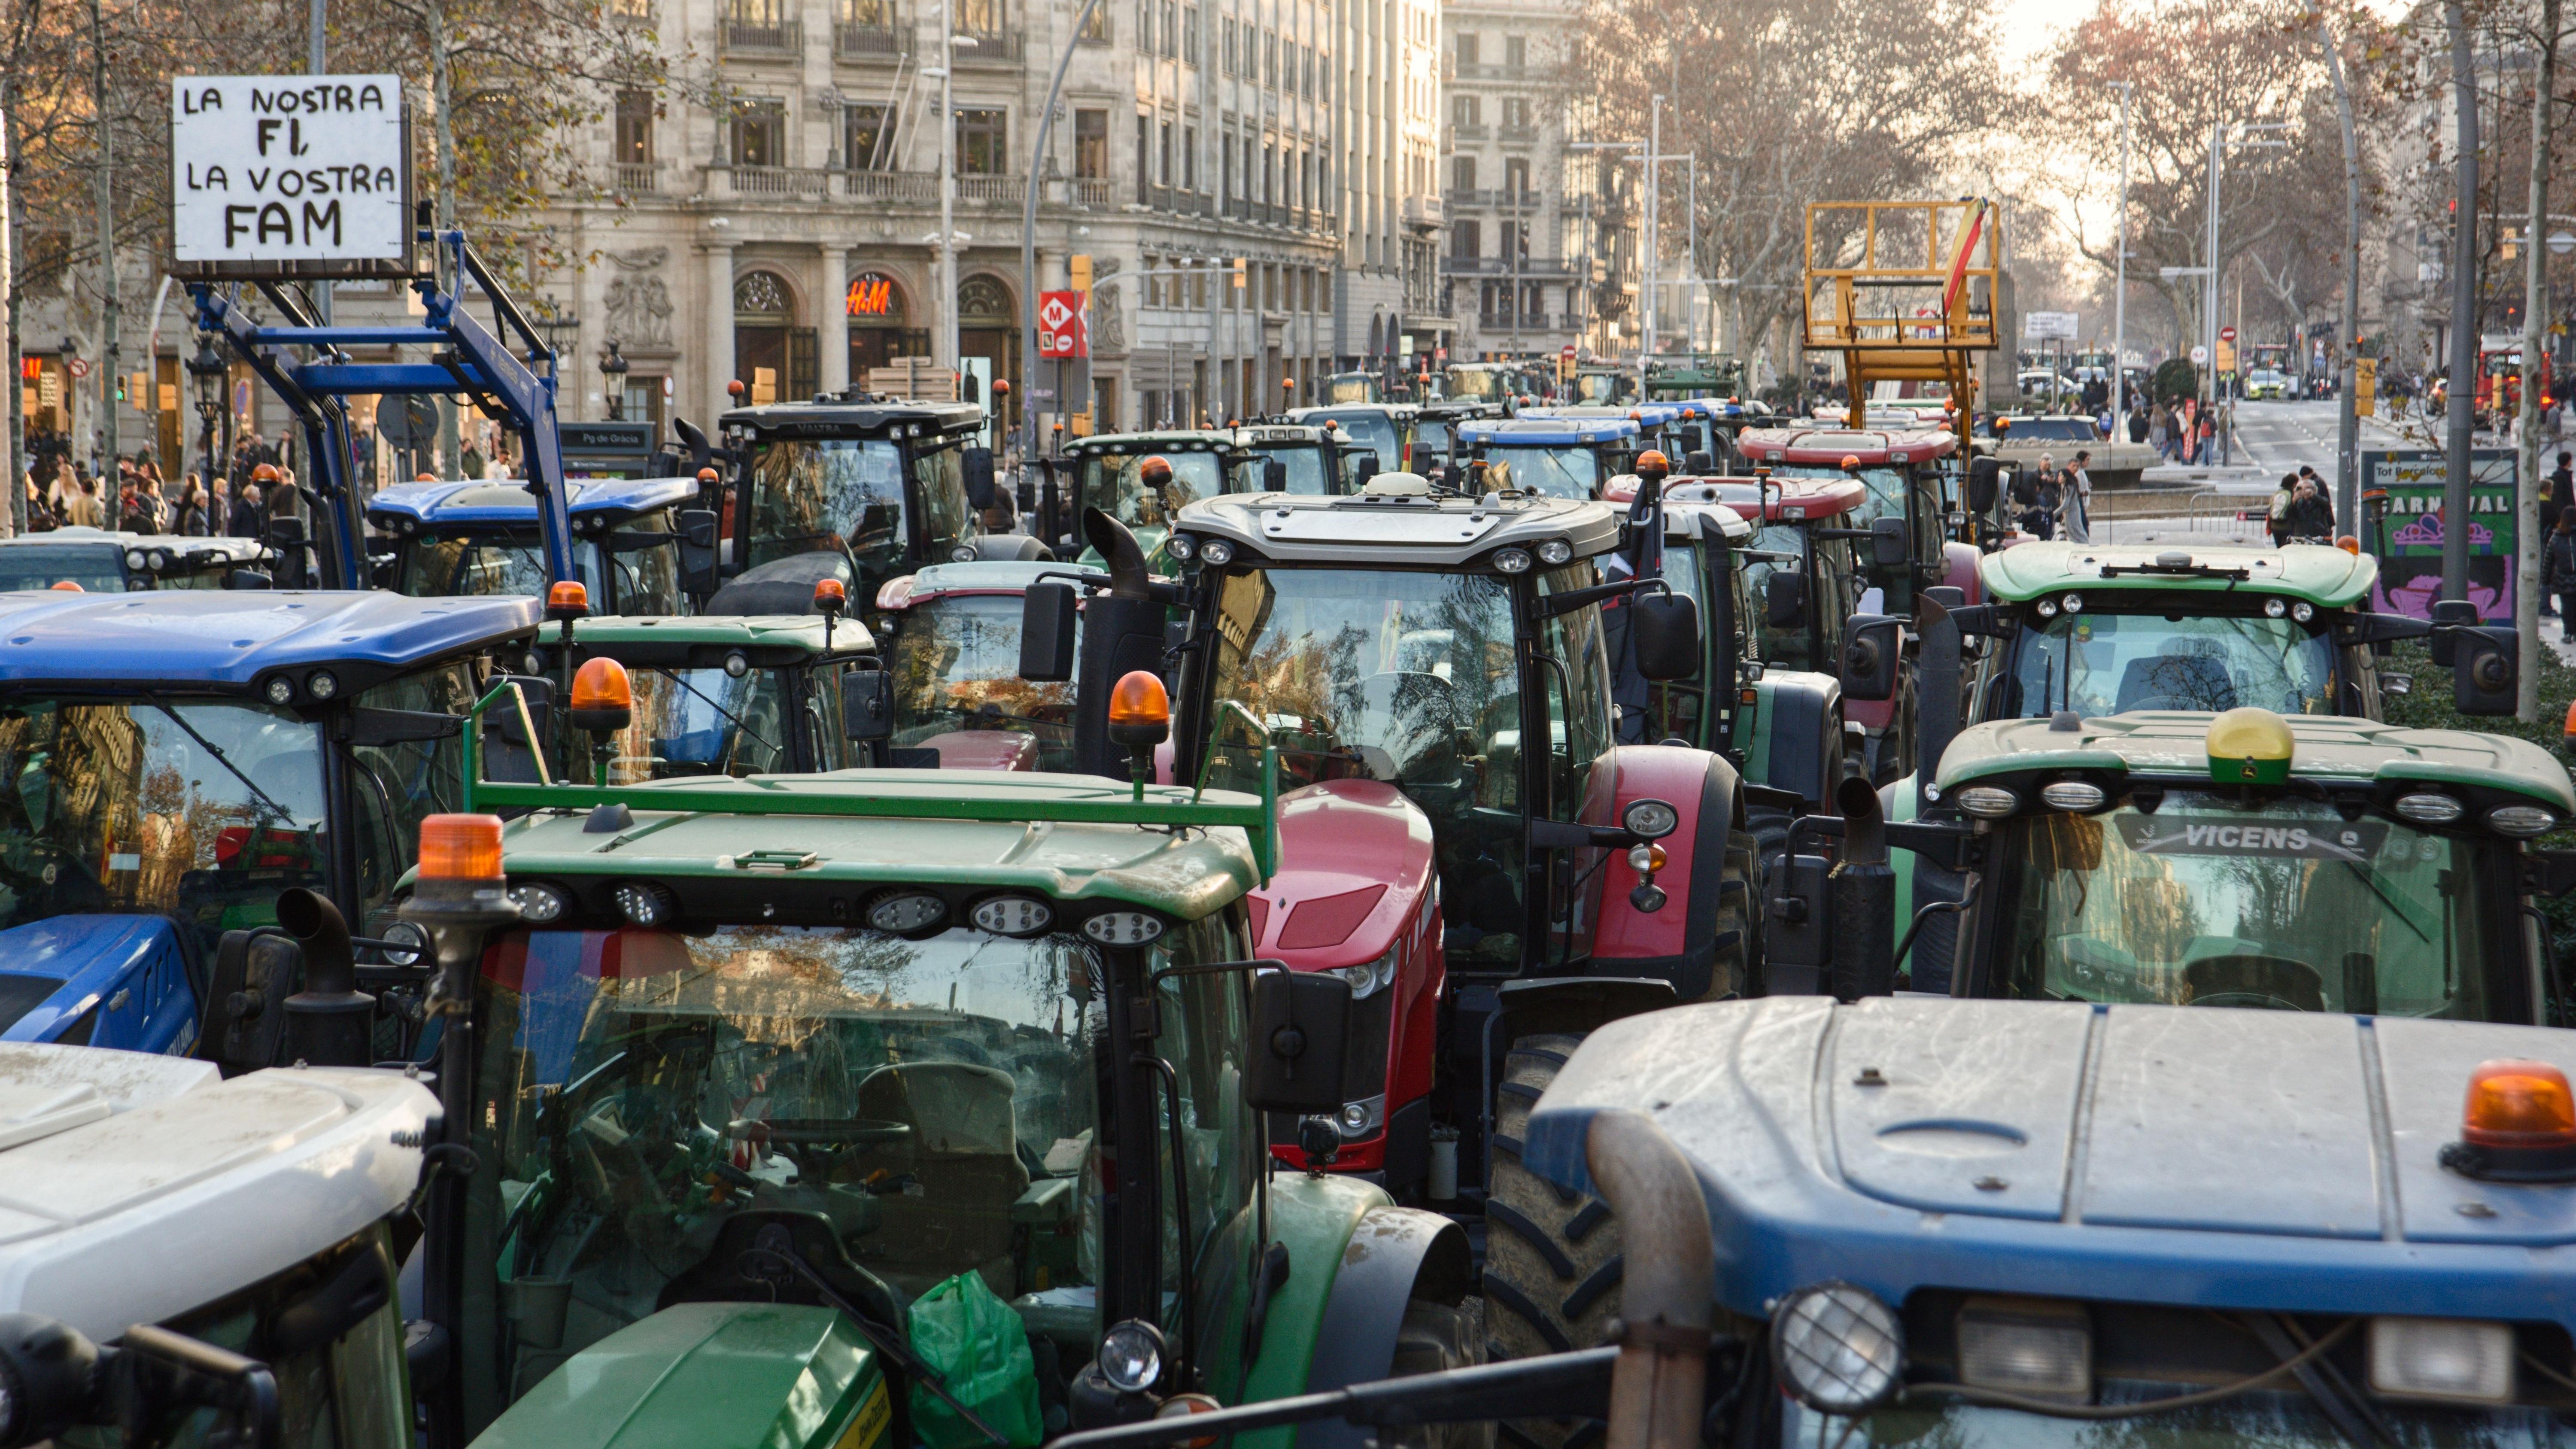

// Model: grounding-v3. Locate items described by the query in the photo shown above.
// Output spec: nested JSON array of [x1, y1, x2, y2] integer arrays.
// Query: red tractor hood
[[1245, 779, 1435, 969]]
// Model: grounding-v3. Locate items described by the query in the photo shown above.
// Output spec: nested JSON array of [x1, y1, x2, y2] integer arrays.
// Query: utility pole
[[309, 0, 331, 325], [1021, 0, 1101, 457], [1639, 94, 1659, 368], [2111, 81, 2130, 412], [2321, 10, 2362, 538], [430, 0, 461, 474], [936, 0, 958, 371], [2204, 120, 2221, 434], [3, 90, 19, 537], [87, 0, 116, 474], [2444, 0, 2478, 603], [2515, 0, 2561, 719]]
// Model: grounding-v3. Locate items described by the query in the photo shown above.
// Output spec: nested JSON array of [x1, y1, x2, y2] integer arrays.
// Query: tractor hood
[[470, 1303, 889, 1449], [1524, 997, 2576, 1333], [0, 916, 183, 1041]]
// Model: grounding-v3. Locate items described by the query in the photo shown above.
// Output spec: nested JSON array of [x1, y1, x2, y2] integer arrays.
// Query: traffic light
[[1069, 253, 1093, 295], [114, 374, 126, 403]]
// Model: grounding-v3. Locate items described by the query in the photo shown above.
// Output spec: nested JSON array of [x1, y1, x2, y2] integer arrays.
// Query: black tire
[[1387, 1297, 1489, 1449], [1483, 1033, 1616, 1449], [1721, 828, 1760, 998]]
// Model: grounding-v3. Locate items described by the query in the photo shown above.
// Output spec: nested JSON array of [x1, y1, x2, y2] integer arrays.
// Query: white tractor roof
[[0, 1043, 436, 1340]]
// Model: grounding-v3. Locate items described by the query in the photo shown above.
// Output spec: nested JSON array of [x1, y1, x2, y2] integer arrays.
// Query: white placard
[[2022, 310, 2079, 341], [171, 76, 408, 268]]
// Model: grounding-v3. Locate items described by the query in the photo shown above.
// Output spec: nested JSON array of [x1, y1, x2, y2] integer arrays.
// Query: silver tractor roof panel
[[1174, 491, 1622, 568]]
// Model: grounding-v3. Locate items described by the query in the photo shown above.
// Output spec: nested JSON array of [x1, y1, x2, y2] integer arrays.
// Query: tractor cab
[[0, 528, 275, 592], [531, 610, 880, 780], [1454, 416, 1641, 499], [1737, 423, 1964, 614], [1286, 404, 1421, 476], [1228, 420, 1363, 495], [1568, 365, 1636, 406], [1640, 357, 1747, 405], [1442, 362, 1520, 407], [390, 754, 1475, 1449], [716, 395, 1034, 614], [1410, 400, 1507, 479], [367, 475, 699, 614], [0, 589, 539, 1053], [875, 560, 1077, 770], [1037, 430, 1252, 565], [1322, 368, 1385, 404]]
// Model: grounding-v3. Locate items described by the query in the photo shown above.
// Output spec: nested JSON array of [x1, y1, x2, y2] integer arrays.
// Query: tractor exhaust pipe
[[1586, 1109, 1712, 1449]]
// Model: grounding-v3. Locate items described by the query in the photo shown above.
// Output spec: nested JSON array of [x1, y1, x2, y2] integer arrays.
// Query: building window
[[1500, 97, 1528, 129], [1265, 31, 1278, 87], [614, 90, 654, 164], [1159, 119, 1173, 185], [1505, 219, 1528, 260], [1075, 108, 1109, 179], [955, 107, 1008, 174], [844, 103, 890, 170], [839, 0, 893, 23], [1183, 4, 1199, 59], [1161, 0, 1177, 55], [735, 269, 794, 320], [1263, 142, 1275, 203], [1450, 154, 1475, 193], [1078, 0, 1107, 38], [1455, 30, 1476, 65], [1138, 114, 1152, 201], [1502, 156, 1529, 196], [729, 99, 785, 167], [1222, 16, 1236, 72], [957, 0, 999, 29], [1504, 33, 1525, 67], [1450, 94, 1478, 126], [1184, 125, 1197, 189], [1452, 218, 1479, 258]]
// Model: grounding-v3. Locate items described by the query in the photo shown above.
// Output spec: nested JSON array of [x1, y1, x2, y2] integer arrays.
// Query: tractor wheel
[[1483, 1033, 1620, 1449], [1717, 829, 1759, 999], [1387, 1297, 1490, 1449]]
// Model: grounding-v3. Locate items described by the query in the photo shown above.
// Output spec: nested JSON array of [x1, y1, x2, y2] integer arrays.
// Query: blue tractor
[[366, 475, 702, 613], [0, 589, 541, 1052]]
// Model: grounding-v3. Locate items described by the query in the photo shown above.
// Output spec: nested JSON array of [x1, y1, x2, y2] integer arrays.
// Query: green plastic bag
[[906, 1271, 1044, 1449]]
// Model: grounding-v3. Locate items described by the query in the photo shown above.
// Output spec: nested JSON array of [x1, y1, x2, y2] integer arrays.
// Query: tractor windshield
[[1446, 369, 1504, 402], [1080, 451, 1229, 531], [2004, 611, 2335, 718], [598, 665, 798, 779], [395, 528, 680, 615], [890, 594, 1078, 770], [743, 438, 908, 577], [1242, 444, 1334, 495], [1303, 412, 1402, 470], [1992, 792, 2507, 1019], [1772, 464, 1905, 525], [459, 917, 1255, 1422], [0, 542, 128, 592], [1481, 445, 1598, 500], [0, 696, 328, 951]]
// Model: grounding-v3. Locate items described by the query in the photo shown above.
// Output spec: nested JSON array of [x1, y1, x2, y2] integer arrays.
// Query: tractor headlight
[[2394, 792, 2464, 825], [2369, 1318, 2513, 1405], [1098, 1319, 1166, 1394], [1956, 1297, 2091, 1402], [1492, 547, 1533, 574], [612, 881, 677, 927], [1336, 945, 1397, 998], [1622, 797, 1680, 839], [2489, 804, 2558, 838], [2038, 781, 2106, 812], [1199, 538, 1236, 567], [264, 676, 297, 706], [1771, 1282, 1903, 1414], [305, 670, 339, 701], [1955, 786, 2020, 818], [723, 651, 751, 678], [867, 891, 949, 934], [508, 883, 570, 924], [1537, 538, 1574, 566], [2292, 601, 2315, 623], [2265, 597, 2288, 619], [124, 549, 146, 570], [2060, 592, 2082, 614], [971, 894, 1055, 936], [1165, 532, 1196, 561], [1083, 911, 1166, 945]]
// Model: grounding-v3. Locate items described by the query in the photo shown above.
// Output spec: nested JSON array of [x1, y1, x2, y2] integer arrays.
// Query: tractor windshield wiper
[[651, 669, 780, 754], [143, 693, 300, 825]]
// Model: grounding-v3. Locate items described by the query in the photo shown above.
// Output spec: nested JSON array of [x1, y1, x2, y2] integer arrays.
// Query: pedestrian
[[2127, 400, 2150, 445], [2267, 473, 2297, 547], [2148, 404, 2170, 459], [2023, 454, 2063, 540], [2284, 477, 2335, 542], [170, 473, 206, 536], [2065, 450, 2095, 544], [60, 472, 103, 528], [2297, 466, 2335, 539], [2197, 412, 2217, 466], [229, 476, 267, 538], [2551, 508, 2576, 641]]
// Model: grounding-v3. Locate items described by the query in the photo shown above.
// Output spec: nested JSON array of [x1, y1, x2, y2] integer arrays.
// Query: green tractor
[[1031, 431, 1256, 568], [390, 680, 1483, 1449]]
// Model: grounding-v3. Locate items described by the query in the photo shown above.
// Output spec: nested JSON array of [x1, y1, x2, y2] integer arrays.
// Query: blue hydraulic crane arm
[[193, 279, 370, 588], [188, 229, 579, 589]]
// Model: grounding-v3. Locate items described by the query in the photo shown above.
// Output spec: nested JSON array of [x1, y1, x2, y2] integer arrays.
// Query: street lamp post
[[2110, 81, 2131, 411], [600, 340, 629, 422], [186, 334, 225, 498], [1021, 0, 1105, 464]]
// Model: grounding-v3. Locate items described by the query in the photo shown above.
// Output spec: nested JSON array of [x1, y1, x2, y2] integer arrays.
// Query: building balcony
[[1448, 61, 1533, 82], [1557, 313, 1589, 329], [833, 21, 900, 55], [955, 29, 1024, 61], [957, 173, 1024, 204], [1476, 311, 1552, 331], [1445, 188, 1542, 210], [611, 161, 662, 195], [1497, 125, 1538, 146], [841, 168, 939, 202], [713, 164, 832, 198], [719, 17, 803, 55], [1401, 194, 1443, 231], [1447, 122, 1488, 143], [1442, 255, 1575, 279], [1070, 176, 1114, 208]]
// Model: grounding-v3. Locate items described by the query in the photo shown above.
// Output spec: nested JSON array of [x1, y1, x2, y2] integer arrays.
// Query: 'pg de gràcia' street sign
[[170, 76, 413, 278]]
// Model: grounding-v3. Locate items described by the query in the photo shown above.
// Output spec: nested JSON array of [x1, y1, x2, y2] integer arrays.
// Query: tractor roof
[[536, 612, 874, 664], [1981, 541, 2378, 608], [1233, 422, 1336, 446], [0, 1044, 434, 1341], [1738, 426, 1958, 467], [876, 559, 1056, 610], [1934, 710, 2576, 815], [1068, 430, 1240, 454], [1662, 500, 1756, 545], [1290, 404, 1422, 422], [0, 528, 267, 563], [365, 476, 699, 530], [0, 591, 541, 690], [1175, 488, 1620, 568], [487, 770, 1261, 919], [1525, 996, 2576, 1335], [1458, 416, 1639, 446], [1650, 475, 1867, 523], [720, 398, 984, 437]]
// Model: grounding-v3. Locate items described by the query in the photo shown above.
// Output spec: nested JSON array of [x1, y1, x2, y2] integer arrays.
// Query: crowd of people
[[2, 430, 307, 540]]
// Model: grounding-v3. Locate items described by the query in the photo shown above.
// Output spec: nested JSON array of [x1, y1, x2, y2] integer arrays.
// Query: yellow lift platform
[[1801, 198, 2001, 428]]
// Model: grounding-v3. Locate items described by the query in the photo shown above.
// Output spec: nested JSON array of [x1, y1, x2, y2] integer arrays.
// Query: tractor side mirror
[[1683, 450, 1713, 474], [1351, 454, 1380, 488], [201, 927, 302, 1075], [1765, 570, 1808, 630], [1020, 582, 1079, 683], [841, 668, 896, 741], [482, 675, 556, 784], [227, 568, 273, 591], [963, 447, 998, 511], [1017, 468, 1039, 515], [1869, 515, 1908, 570], [1264, 456, 1289, 492], [1630, 592, 1701, 682], [677, 508, 721, 598], [1244, 967, 1351, 1114], [2452, 626, 2518, 714], [1841, 615, 1902, 702], [2428, 599, 2476, 667]]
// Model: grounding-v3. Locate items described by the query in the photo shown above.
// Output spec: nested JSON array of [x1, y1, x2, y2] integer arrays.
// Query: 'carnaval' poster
[[2361, 448, 2518, 625]]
